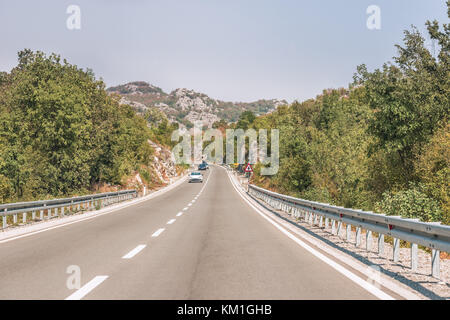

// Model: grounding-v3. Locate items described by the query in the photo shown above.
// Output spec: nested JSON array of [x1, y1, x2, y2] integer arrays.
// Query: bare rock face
[[147, 139, 178, 184], [118, 97, 149, 114], [107, 81, 288, 128]]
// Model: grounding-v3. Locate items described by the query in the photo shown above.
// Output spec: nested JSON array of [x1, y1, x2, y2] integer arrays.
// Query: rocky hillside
[[107, 81, 287, 128], [98, 138, 183, 195]]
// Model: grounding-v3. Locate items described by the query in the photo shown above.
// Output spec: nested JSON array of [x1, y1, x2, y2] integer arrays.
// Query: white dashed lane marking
[[65, 276, 109, 300], [122, 245, 146, 259], [151, 228, 165, 237], [167, 219, 176, 225]]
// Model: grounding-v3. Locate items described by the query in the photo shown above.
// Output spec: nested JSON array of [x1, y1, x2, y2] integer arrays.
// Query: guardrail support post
[[355, 227, 361, 247], [346, 224, 351, 241], [61, 206, 65, 217], [40, 208, 44, 220], [366, 230, 372, 251], [325, 217, 329, 229], [331, 220, 336, 235], [393, 238, 400, 262], [431, 249, 440, 279], [13, 214, 17, 224], [411, 243, 418, 272], [378, 234, 384, 255], [22, 212, 27, 224], [32, 211, 36, 220], [337, 221, 342, 237], [2, 209, 7, 229], [319, 216, 323, 228]]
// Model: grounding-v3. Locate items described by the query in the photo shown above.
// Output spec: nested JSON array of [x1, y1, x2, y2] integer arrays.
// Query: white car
[[188, 172, 203, 183]]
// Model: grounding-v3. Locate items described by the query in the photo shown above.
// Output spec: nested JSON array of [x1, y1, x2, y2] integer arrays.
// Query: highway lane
[[0, 171, 205, 299], [0, 166, 379, 299]]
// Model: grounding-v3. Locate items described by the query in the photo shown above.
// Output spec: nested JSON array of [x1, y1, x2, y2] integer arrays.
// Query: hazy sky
[[0, 1, 448, 102]]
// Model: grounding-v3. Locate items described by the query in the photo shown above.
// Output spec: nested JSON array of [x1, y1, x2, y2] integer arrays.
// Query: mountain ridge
[[107, 81, 287, 128]]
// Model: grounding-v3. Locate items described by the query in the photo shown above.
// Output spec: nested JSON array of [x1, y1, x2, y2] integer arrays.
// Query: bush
[[0, 175, 13, 203], [376, 183, 443, 222]]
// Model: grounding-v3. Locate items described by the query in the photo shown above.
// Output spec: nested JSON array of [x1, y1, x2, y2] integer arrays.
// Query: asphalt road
[[0, 166, 379, 299]]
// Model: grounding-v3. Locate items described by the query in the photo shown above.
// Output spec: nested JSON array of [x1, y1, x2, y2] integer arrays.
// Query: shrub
[[376, 183, 443, 222]]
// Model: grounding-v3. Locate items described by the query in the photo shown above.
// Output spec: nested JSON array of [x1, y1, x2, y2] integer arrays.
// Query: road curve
[[0, 166, 379, 299]]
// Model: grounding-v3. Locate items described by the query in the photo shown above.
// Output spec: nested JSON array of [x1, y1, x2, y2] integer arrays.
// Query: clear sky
[[0, 0, 448, 102]]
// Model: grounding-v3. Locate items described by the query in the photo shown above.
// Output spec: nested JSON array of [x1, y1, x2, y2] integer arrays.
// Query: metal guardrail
[[248, 184, 450, 279], [0, 190, 137, 230]]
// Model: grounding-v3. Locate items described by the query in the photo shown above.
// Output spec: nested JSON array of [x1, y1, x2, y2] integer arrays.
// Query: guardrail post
[[309, 212, 313, 225], [325, 217, 329, 229], [40, 206, 44, 220], [431, 249, 440, 279], [319, 216, 323, 228], [411, 243, 418, 272], [337, 221, 342, 237], [355, 227, 361, 247], [346, 224, 351, 241], [13, 213, 17, 224], [47, 206, 51, 219], [331, 220, 336, 235], [32, 210, 36, 220], [393, 238, 400, 262], [314, 214, 318, 225], [366, 230, 372, 251], [22, 212, 26, 224], [2, 209, 7, 229], [378, 234, 384, 255], [61, 206, 65, 217]]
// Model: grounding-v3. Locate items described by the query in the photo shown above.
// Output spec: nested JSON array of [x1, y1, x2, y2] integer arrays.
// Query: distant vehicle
[[198, 163, 207, 170], [202, 161, 209, 169], [188, 172, 203, 183]]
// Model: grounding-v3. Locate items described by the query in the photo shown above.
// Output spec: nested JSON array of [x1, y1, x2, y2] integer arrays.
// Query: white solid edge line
[[224, 167, 395, 301], [176, 212, 183, 217], [65, 275, 109, 300], [152, 228, 165, 237], [122, 244, 146, 259], [182, 207, 188, 211], [167, 219, 176, 225], [188, 203, 192, 207]]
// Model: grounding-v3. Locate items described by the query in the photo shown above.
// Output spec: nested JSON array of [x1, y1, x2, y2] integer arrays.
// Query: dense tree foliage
[[248, 6, 449, 224], [0, 50, 153, 202]]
